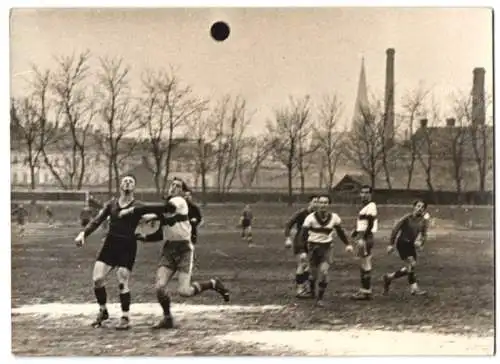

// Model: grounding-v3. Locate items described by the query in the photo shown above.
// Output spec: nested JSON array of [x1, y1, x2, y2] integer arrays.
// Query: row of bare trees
[[11, 51, 492, 202]]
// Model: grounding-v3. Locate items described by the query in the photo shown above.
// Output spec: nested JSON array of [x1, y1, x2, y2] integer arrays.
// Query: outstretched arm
[[123, 201, 176, 217], [284, 211, 301, 237], [334, 225, 350, 246], [83, 203, 111, 238]]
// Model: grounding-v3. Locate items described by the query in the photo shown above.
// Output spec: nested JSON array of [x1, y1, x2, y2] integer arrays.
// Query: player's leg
[[351, 236, 374, 300], [152, 265, 176, 329], [293, 236, 310, 296], [383, 239, 411, 295], [406, 254, 426, 295], [246, 225, 253, 245], [115, 242, 137, 330], [315, 245, 333, 306], [307, 245, 320, 299], [91, 260, 114, 327], [177, 247, 230, 301]]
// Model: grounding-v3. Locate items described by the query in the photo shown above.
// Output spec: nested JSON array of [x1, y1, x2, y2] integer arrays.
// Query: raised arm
[[131, 201, 176, 216], [83, 203, 111, 238]]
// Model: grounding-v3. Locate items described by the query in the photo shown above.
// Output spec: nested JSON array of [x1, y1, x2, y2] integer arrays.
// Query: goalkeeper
[[283, 195, 318, 298], [383, 200, 430, 296]]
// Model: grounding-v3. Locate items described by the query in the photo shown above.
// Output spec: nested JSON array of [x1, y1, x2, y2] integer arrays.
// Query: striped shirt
[[356, 201, 378, 234], [303, 212, 342, 244]]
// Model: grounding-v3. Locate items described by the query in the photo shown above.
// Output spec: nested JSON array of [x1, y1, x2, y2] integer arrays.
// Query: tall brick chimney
[[384, 48, 395, 144], [472, 67, 486, 125]]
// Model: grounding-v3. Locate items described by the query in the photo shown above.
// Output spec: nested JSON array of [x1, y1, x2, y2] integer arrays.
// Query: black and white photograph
[[9, 6, 494, 356]]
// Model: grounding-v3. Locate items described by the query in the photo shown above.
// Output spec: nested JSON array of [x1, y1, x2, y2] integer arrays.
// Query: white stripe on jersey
[[356, 201, 378, 233], [163, 196, 192, 242], [303, 212, 342, 244]]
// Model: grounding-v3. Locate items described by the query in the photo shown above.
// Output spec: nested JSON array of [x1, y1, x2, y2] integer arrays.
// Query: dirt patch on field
[[212, 329, 494, 355]]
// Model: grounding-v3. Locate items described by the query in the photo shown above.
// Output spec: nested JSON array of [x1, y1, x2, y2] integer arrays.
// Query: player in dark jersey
[[240, 205, 254, 246], [45, 206, 54, 226], [13, 204, 28, 236], [383, 200, 430, 296], [74, 175, 145, 330], [284, 196, 318, 298], [119, 178, 229, 330], [185, 191, 203, 245]]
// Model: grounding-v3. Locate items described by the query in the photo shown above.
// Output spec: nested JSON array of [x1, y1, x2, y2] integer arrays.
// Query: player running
[[300, 195, 353, 306], [45, 206, 54, 227], [284, 195, 318, 298], [350, 185, 378, 301], [74, 175, 145, 330], [383, 200, 430, 296], [240, 204, 254, 246], [118, 177, 230, 330], [185, 191, 203, 245]]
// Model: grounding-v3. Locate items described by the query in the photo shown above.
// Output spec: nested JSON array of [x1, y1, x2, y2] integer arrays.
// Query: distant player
[[240, 204, 254, 245], [13, 204, 28, 236], [350, 185, 378, 300], [74, 175, 145, 330], [118, 177, 230, 330], [185, 191, 203, 245], [301, 195, 352, 306], [383, 200, 430, 296], [284, 195, 318, 297], [45, 206, 54, 227]]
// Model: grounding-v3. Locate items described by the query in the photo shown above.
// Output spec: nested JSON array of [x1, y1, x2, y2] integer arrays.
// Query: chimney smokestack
[[384, 48, 395, 144], [472, 67, 486, 125], [446, 118, 456, 127], [420, 119, 428, 128]]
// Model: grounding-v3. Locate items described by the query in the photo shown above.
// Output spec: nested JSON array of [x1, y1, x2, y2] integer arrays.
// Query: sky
[[10, 8, 493, 133]]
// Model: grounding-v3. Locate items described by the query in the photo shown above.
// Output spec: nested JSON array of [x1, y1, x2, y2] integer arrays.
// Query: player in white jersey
[[119, 177, 230, 329], [300, 195, 353, 306], [350, 185, 378, 300]]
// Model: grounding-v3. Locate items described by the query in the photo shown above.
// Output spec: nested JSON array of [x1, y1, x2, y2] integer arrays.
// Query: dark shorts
[[293, 235, 306, 255], [308, 242, 333, 267], [241, 219, 251, 228], [81, 218, 90, 227], [158, 240, 193, 274], [355, 233, 375, 257], [97, 236, 137, 271], [396, 238, 417, 261]]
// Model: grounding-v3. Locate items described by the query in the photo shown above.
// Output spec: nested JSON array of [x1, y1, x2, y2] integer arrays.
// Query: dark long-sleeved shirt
[[390, 213, 430, 246], [284, 208, 309, 237], [83, 199, 144, 240]]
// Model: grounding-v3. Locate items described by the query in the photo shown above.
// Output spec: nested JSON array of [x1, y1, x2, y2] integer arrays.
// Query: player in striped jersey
[[350, 185, 378, 300], [119, 177, 230, 330], [301, 195, 353, 306], [284, 195, 318, 297], [383, 200, 430, 296]]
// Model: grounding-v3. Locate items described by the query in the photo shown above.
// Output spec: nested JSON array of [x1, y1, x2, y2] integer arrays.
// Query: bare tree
[[42, 51, 97, 190], [313, 94, 345, 189], [10, 97, 43, 189], [400, 87, 430, 189], [94, 57, 141, 197], [237, 135, 272, 188], [343, 99, 385, 188], [453, 92, 493, 192], [212, 95, 250, 193], [185, 108, 217, 205], [415, 100, 441, 196], [139, 68, 206, 197], [267, 95, 311, 204]]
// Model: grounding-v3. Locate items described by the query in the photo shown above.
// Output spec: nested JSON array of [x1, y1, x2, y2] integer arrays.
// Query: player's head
[[120, 174, 136, 194], [316, 195, 331, 213], [360, 185, 372, 203], [244, 204, 251, 211], [184, 190, 193, 202], [168, 177, 189, 197], [307, 195, 318, 212], [412, 200, 427, 216]]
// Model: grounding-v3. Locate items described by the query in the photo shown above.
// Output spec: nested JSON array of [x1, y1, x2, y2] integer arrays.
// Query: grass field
[[11, 204, 495, 356]]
